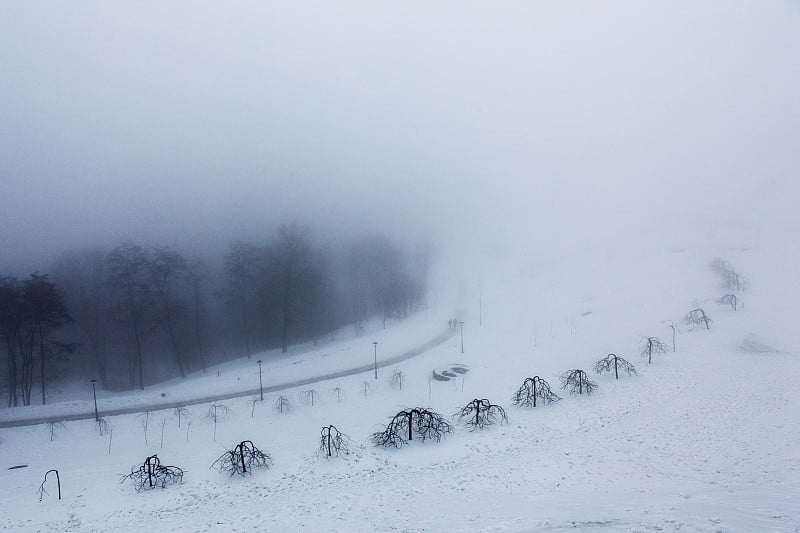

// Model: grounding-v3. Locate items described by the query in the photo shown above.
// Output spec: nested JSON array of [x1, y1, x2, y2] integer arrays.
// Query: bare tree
[[37, 469, 61, 502], [51, 248, 112, 389], [23, 273, 72, 405], [560, 369, 597, 395], [318, 425, 353, 458], [148, 246, 190, 378], [211, 440, 272, 476], [0, 277, 23, 406], [185, 257, 209, 372], [511, 376, 561, 407], [121, 454, 184, 491], [107, 243, 152, 390], [684, 308, 711, 330], [371, 408, 452, 448], [455, 399, 508, 430], [223, 243, 262, 356], [718, 293, 739, 311], [641, 336, 668, 364], [593, 354, 637, 379]]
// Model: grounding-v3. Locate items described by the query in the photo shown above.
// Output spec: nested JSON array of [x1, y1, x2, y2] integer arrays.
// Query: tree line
[[1, 225, 430, 406]]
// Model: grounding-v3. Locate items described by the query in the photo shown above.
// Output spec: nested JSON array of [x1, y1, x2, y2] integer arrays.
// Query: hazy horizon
[[2, 1, 799, 275]]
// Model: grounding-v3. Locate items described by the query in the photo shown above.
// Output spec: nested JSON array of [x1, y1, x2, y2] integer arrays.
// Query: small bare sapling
[[173, 406, 190, 428], [664, 321, 679, 352], [455, 399, 508, 430], [684, 308, 711, 330], [710, 258, 746, 291], [389, 370, 404, 390], [594, 354, 637, 379], [250, 398, 263, 418], [718, 293, 739, 311], [303, 389, 318, 407], [159, 417, 167, 448], [204, 403, 229, 441], [48, 421, 66, 442], [37, 469, 61, 502], [511, 376, 561, 407], [211, 440, 272, 476], [137, 411, 151, 446], [96, 417, 110, 437], [641, 336, 668, 364], [560, 369, 597, 395], [121, 454, 184, 491], [274, 395, 291, 414], [333, 386, 343, 403], [318, 425, 353, 459]]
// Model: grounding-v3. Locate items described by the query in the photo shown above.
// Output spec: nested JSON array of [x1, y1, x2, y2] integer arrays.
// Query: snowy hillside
[[1, 241, 798, 532]]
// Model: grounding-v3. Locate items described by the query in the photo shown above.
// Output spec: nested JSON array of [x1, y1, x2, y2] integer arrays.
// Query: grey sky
[[2, 1, 799, 274]]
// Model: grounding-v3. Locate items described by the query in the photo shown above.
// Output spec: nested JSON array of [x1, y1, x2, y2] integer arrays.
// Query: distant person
[[448, 319, 453, 330]]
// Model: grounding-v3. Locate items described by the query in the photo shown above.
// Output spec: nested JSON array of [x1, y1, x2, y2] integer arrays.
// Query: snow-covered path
[[0, 329, 454, 429]]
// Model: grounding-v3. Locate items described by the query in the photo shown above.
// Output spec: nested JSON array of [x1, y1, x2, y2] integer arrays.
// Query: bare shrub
[[389, 370, 404, 390], [560, 369, 597, 395], [274, 395, 291, 414], [211, 440, 272, 476], [593, 354, 637, 379], [318, 425, 353, 459], [718, 293, 739, 311], [684, 308, 711, 330], [371, 408, 452, 448], [454, 399, 508, 430], [121, 454, 184, 491], [511, 376, 561, 408], [641, 336, 668, 364]]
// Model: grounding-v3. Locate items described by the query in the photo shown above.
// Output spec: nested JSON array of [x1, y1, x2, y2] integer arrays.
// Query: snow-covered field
[[2, 242, 799, 532]]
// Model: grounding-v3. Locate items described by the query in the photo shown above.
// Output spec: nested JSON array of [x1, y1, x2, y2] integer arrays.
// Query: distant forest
[[0, 224, 431, 406]]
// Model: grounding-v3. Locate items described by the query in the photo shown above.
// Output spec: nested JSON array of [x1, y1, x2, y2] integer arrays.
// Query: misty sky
[[2, 1, 799, 274]]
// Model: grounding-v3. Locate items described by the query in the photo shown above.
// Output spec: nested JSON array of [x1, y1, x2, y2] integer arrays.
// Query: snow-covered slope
[[1, 243, 798, 532]]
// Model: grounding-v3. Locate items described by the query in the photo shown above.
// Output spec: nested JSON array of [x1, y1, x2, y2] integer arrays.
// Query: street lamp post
[[90, 379, 99, 421], [257, 360, 264, 401], [373, 341, 378, 379], [460, 321, 464, 354]]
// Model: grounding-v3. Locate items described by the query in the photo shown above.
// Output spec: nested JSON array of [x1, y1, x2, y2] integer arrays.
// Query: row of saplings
[[109, 351, 645, 494], [35, 329, 686, 498], [39, 304, 714, 498]]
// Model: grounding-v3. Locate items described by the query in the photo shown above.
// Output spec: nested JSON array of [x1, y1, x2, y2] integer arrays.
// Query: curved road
[[0, 329, 455, 429]]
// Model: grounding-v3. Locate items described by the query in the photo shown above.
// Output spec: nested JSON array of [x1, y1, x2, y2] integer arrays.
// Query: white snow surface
[[1, 244, 799, 532]]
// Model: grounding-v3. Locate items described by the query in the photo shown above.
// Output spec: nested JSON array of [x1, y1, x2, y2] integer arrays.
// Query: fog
[[2, 0, 799, 275]]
